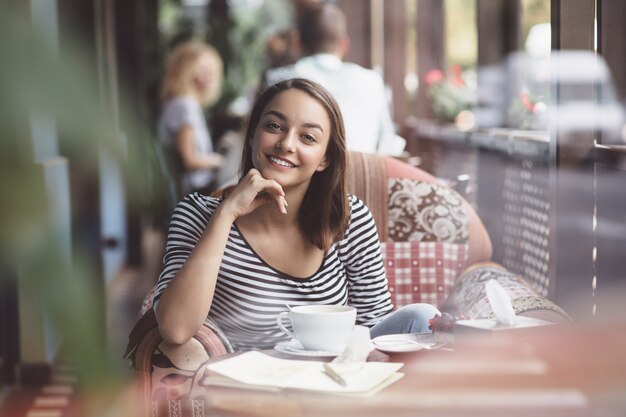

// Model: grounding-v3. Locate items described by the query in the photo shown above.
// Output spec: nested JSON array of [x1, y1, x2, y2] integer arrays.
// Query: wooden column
[[550, 0, 595, 161], [114, 0, 160, 268], [551, 0, 595, 51], [477, 0, 520, 67], [594, 1, 626, 319], [416, 0, 444, 119], [549, 0, 596, 318], [337, 0, 372, 69], [598, 1, 626, 110], [383, 0, 408, 128], [475, 0, 521, 128]]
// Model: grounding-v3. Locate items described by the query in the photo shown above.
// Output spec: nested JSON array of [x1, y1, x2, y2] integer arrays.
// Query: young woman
[[158, 41, 225, 195], [154, 78, 439, 351]]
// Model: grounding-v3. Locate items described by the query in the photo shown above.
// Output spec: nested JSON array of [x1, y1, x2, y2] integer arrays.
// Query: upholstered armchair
[[348, 152, 568, 323], [125, 151, 569, 413]]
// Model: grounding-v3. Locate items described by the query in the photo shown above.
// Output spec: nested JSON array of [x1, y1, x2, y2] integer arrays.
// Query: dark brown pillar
[[475, 0, 521, 128], [598, 1, 626, 110], [549, 0, 596, 318], [416, 0, 444, 119], [384, 0, 408, 127], [337, 0, 372, 68], [477, 0, 521, 67]]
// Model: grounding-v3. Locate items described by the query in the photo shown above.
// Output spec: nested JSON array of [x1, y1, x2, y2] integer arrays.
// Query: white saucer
[[274, 339, 341, 358], [372, 334, 428, 353]]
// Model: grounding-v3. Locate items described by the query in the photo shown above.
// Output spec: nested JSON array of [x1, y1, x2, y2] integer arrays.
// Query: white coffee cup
[[276, 305, 357, 352]]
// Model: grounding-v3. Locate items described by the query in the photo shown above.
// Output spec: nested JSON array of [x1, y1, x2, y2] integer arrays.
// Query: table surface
[[195, 322, 626, 417]]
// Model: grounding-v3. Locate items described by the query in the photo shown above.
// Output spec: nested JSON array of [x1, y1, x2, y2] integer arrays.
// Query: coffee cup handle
[[276, 312, 295, 339]]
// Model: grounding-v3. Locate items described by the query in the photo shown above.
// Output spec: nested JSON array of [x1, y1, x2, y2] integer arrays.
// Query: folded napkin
[[333, 325, 373, 363], [324, 325, 374, 379], [485, 279, 517, 327]]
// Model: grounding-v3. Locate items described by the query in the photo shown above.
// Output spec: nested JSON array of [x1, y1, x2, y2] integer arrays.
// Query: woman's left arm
[[339, 196, 394, 326]]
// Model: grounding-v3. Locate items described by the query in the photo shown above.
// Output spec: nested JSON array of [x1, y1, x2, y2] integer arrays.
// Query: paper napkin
[[333, 325, 374, 364], [485, 279, 517, 326]]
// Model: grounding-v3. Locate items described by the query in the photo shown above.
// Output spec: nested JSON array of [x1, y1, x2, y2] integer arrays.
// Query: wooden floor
[[107, 226, 165, 357], [0, 359, 80, 417]]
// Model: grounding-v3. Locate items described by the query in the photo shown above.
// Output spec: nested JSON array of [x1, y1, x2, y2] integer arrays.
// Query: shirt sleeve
[[162, 98, 195, 134], [152, 193, 218, 307], [337, 195, 394, 326]]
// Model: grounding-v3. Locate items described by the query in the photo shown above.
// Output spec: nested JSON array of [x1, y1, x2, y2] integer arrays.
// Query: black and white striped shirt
[[154, 193, 393, 351]]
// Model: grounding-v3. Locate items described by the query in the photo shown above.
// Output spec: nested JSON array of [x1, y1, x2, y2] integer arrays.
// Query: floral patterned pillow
[[387, 179, 468, 243]]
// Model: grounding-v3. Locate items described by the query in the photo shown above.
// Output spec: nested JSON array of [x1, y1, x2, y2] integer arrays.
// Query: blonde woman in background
[[158, 41, 225, 196]]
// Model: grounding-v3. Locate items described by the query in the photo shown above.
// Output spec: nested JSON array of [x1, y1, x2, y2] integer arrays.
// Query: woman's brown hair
[[239, 78, 349, 251]]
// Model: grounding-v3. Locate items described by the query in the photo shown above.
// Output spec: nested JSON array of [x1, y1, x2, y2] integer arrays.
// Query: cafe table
[[190, 322, 626, 417]]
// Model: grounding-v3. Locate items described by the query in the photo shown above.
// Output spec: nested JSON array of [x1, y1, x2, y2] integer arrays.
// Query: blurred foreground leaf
[[0, 6, 164, 409]]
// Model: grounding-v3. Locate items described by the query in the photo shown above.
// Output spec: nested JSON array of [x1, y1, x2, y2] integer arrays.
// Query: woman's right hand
[[220, 169, 288, 219]]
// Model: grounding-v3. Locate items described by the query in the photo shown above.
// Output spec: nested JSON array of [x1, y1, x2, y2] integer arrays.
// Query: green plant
[[425, 65, 476, 123]]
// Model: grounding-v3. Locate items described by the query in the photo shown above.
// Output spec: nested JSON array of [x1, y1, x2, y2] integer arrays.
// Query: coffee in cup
[[276, 305, 356, 352]]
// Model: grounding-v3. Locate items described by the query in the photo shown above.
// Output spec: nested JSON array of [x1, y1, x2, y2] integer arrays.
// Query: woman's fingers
[[256, 192, 287, 214], [252, 175, 287, 214], [228, 169, 287, 216], [272, 194, 288, 214]]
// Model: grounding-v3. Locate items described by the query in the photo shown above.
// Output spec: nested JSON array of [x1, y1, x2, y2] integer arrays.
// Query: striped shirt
[[154, 192, 393, 351]]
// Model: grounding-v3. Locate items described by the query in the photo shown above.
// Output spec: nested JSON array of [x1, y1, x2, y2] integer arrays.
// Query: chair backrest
[[347, 151, 389, 240], [347, 151, 470, 309]]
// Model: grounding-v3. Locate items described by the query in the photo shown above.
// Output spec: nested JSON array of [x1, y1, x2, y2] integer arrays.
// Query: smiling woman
[[150, 78, 439, 357]]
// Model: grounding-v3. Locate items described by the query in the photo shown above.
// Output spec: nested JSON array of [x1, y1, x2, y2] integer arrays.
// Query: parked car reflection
[[533, 50, 625, 143], [476, 50, 626, 145]]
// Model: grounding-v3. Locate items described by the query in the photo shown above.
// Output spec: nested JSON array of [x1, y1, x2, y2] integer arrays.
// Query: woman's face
[[192, 53, 216, 96], [251, 88, 331, 191]]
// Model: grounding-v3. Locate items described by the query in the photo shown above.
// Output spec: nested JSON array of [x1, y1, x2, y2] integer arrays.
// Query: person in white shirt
[[264, 3, 404, 155]]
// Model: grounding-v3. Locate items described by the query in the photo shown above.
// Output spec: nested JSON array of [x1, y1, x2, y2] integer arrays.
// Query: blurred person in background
[[265, 28, 300, 70], [264, 3, 404, 155], [158, 41, 225, 196]]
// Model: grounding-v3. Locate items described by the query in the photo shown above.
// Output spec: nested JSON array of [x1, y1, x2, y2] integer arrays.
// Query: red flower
[[425, 69, 445, 85], [450, 64, 465, 87], [520, 91, 535, 112]]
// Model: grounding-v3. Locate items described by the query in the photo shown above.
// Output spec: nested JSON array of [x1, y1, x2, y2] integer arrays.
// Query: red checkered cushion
[[381, 241, 468, 309]]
